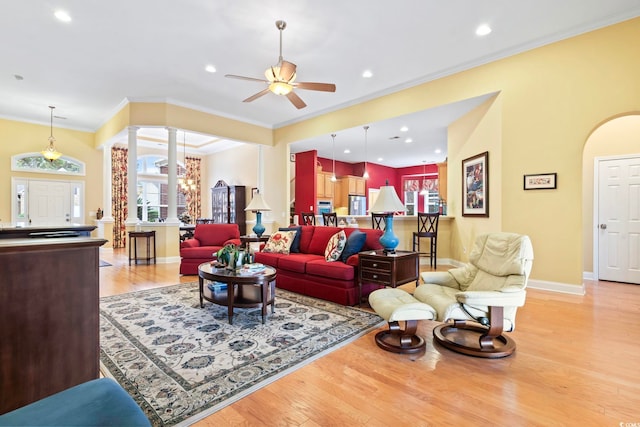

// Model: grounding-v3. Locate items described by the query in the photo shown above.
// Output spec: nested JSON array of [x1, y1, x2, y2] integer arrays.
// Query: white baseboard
[[425, 258, 586, 295], [527, 279, 586, 295], [583, 271, 595, 280], [155, 256, 181, 264]]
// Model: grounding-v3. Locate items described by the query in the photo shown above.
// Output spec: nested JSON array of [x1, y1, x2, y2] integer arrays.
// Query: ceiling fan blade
[[280, 60, 297, 82], [286, 91, 307, 109], [294, 82, 336, 92], [225, 74, 268, 83], [243, 88, 271, 103]]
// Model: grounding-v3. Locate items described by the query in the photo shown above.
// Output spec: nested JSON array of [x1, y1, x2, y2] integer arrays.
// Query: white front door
[[28, 180, 71, 226], [597, 156, 640, 284]]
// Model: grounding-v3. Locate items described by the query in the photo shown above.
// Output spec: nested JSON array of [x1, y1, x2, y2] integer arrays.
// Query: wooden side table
[[358, 250, 419, 307], [128, 230, 156, 265], [240, 235, 270, 251]]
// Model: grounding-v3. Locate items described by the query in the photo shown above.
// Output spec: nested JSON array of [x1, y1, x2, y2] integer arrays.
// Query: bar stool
[[128, 230, 156, 265], [371, 213, 386, 230], [300, 212, 316, 225], [322, 212, 338, 226], [412, 213, 439, 268]]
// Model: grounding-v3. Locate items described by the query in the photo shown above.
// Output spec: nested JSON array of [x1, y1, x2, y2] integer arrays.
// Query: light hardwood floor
[[100, 249, 640, 426]]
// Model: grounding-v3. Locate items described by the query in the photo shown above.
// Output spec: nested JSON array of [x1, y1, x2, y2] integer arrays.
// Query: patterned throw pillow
[[263, 230, 297, 254], [324, 230, 347, 262], [278, 226, 302, 252]]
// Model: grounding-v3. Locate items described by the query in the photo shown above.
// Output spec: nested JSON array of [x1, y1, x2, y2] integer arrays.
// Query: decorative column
[[166, 127, 179, 224], [126, 126, 139, 225]]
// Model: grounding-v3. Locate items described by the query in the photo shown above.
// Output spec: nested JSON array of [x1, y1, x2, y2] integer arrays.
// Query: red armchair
[[179, 223, 241, 274]]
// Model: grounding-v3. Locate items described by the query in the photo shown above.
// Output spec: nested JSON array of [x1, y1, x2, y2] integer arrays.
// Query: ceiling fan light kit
[[225, 20, 336, 109]]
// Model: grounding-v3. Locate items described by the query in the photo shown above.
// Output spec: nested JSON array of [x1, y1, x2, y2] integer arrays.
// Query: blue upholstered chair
[[0, 378, 150, 426]]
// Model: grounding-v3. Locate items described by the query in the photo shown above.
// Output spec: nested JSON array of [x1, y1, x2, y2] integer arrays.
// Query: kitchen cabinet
[[437, 161, 448, 201], [317, 172, 334, 199], [334, 175, 366, 209]]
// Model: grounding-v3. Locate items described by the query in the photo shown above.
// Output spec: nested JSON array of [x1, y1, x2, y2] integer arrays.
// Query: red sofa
[[254, 225, 384, 306], [180, 223, 241, 275]]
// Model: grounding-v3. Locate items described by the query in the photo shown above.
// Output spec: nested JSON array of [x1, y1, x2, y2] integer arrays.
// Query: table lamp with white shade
[[245, 190, 271, 237], [369, 181, 407, 253]]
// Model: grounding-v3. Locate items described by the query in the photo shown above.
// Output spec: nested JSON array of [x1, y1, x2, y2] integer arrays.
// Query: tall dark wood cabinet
[[211, 180, 246, 235], [0, 237, 107, 414]]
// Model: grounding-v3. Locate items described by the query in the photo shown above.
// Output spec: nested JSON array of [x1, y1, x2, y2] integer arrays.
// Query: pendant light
[[362, 125, 370, 179], [420, 161, 429, 195], [178, 131, 195, 195], [41, 106, 62, 162], [330, 133, 337, 182]]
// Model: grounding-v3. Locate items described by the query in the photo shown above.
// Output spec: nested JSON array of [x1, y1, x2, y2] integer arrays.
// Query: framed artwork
[[462, 151, 489, 217], [524, 173, 557, 190]]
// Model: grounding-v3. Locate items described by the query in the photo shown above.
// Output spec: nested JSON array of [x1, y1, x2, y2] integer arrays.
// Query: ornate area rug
[[100, 282, 383, 426]]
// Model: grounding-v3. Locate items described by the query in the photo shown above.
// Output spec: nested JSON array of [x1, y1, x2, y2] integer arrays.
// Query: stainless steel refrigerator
[[348, 195, 367, 215]]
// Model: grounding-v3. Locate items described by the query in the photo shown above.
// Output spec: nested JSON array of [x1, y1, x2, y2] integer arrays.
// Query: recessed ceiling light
[[405, 138, 413, 143], [343, 149, 351, 154], [377, 157, 383, 162], [362, 70, 373, 78], [205, 65, 217, 73], [400, 126, 409, 132], [435, 148, 442, 154], [476, 24, 492, 36], [54, 10, 71, 22]]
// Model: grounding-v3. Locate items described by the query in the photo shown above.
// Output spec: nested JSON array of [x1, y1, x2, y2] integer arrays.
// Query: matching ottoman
[[0, 378, 150, 427], [369, 288, 436, 354]]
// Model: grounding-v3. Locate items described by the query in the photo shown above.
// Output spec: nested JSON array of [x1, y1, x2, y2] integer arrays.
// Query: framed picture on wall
[[462, 151, 489, 217], [524, 173, 557, 190]]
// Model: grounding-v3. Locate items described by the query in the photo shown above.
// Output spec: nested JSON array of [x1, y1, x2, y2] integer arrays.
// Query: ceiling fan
[[225, 20, 336, 109]]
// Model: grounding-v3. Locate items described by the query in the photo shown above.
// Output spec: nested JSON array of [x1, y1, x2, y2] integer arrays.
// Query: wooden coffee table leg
[[261, 281, 268, 324], [198, 276, 204, 308], [227, 283, 234, 324]]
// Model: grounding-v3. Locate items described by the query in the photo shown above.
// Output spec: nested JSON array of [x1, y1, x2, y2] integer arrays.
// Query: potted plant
[[216, 244, 244, 270]]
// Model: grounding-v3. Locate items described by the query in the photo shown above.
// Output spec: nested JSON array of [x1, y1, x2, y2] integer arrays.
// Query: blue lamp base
[[379, 214, 399, 254], [252, 211, 265, 237]]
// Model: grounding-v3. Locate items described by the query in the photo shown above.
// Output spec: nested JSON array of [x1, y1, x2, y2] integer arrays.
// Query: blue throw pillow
[[340, 229, 367, 262], [278, 226, 302, 253]]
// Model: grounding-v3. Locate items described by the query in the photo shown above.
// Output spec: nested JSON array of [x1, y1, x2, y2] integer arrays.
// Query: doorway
[[12, 178, 84, 226], [595, 155, 640, 284]]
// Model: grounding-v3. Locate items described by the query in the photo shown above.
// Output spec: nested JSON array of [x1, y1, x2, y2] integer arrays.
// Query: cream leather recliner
[[417, 232, 534, 357]]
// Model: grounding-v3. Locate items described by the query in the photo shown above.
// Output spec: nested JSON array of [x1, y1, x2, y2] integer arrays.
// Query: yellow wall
[[582, 114, 640, 273], [448, 94, 503, 263], [95, 102, 273, 147], [0, 118, 103, 225]]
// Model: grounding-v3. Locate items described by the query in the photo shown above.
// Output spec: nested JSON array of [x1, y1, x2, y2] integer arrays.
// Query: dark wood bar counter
[[0, 236, 107, 414]]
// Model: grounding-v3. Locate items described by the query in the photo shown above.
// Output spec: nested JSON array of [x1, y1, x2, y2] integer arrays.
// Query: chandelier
[[178, 131, 195, 195], [41, 106, 62, 161]]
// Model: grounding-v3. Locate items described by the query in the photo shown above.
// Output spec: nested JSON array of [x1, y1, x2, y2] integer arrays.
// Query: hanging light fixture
[[178, 131, 195, 195], [362, 125, 370, 179], [41, 106, 62, 162], [420, 160, 429, 195], [330, 133, 337, 182]]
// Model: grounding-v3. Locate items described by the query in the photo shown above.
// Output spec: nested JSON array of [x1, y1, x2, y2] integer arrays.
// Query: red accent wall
[[298, 152, 442, 215], [295, 151, 318, 218]]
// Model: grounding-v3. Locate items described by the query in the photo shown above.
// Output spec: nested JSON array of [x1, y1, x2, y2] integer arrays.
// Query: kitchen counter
[[306, 214, 454, 258]]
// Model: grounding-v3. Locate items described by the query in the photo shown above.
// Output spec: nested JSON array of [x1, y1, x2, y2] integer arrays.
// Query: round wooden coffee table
[[197, 262, 277, 324]]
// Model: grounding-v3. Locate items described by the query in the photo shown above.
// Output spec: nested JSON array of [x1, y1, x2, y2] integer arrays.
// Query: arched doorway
[[583, 114, 640, 284]]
